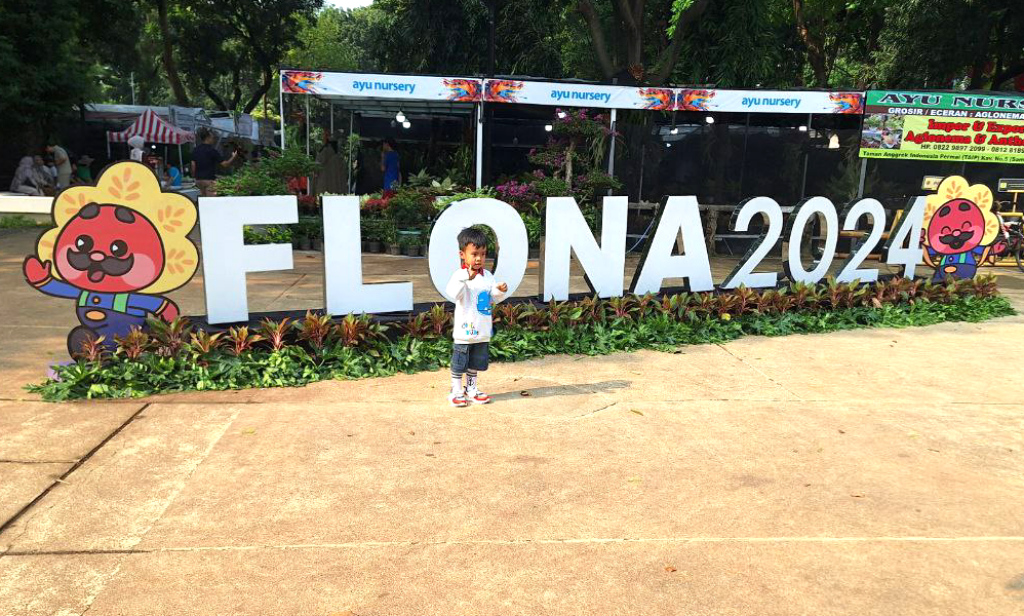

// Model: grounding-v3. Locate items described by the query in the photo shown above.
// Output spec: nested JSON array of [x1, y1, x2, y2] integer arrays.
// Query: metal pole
[[330, 101, 335, 136], [800, 113, 812, 199], [739, 112, 750, 196], [857, 158, 868, 198], [607, 108, 617, 177], [305, 95, 310, 157], [475, 101, 484, 189], [638, 140, 646, 202], [279, 70, 286, 150], [178, 143, 183, 171]]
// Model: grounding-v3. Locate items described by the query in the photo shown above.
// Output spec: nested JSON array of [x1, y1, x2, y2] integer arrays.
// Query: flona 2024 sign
[[22, 162, 1003, 356]]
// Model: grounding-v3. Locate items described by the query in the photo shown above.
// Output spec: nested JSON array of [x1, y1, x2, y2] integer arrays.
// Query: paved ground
[[2, 228, 1024, 615]]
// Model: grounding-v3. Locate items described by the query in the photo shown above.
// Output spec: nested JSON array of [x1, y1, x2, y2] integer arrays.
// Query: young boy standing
[[445, 228, 508, 407]]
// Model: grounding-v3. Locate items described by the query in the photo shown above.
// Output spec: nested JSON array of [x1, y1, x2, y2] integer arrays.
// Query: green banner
[[860, 90, 1024, 164]]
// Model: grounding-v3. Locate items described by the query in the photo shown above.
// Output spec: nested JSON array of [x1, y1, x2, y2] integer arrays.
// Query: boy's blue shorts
[[452, 342, 489, 373]]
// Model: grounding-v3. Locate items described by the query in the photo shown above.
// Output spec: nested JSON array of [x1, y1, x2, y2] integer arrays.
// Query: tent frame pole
[[349, 110, 355, 193], [279, 70, 286, 150], [475, 101, 484, 189]]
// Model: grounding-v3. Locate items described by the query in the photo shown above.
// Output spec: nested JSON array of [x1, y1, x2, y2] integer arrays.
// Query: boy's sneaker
[[466, 388, 491, 404], [448, 392, 469, 407]]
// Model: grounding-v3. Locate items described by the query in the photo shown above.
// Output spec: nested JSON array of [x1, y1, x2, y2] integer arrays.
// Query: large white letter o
[[428, 198, 528, 302]]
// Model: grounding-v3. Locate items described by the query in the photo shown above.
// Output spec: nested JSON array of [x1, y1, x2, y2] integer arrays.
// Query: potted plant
[[366, 220, 383, 253], [400, 234, 418, 256], [382, 221, 400, 255], [524, 212, 542, 260]]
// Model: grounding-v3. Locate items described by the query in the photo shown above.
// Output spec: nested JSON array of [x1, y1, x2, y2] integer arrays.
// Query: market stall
[[106, 108, 195, 173]]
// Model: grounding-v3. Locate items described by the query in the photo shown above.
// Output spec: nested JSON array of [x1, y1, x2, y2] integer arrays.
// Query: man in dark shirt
[[190, 127, 238, 196]]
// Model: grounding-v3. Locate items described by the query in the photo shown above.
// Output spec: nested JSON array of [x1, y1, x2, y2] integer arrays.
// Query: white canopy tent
[[279, 69, 865, 191]]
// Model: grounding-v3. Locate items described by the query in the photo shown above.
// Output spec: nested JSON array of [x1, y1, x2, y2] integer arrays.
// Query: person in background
[[127, 135, 146, 162], [46, 140, 72, 188], [10, 157, 44, 195], [381, 138, 400, 192], [45, 157, 59, 185], [76, 155, 94, 183], [164, 164, 183, 188], [190, 127, 238, 197], [32, 155, 54, 193]]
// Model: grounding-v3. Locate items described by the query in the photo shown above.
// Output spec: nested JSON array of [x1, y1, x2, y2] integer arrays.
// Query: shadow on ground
[[489, 380, 631, 402]]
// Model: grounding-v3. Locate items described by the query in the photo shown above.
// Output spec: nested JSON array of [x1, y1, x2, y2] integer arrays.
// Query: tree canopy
[[2, 0, 1022, 148]]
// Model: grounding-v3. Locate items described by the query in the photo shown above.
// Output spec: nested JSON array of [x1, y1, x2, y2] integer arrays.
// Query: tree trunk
[[578, 0, 616, 79], [651, 0, 711, 85], [155, 0, 190, 106], [202, 79, 229, 111], [565, 140, 575, 191], [242, 69, 275, 115], [792, 0, 828, 86]]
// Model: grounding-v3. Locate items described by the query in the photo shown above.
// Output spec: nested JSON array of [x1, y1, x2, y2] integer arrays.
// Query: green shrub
[[27, 277, 1014, 401], [0, 215, 44, 229]]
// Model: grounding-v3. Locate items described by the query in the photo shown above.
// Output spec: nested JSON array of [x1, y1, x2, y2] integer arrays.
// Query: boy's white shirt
[[446, 267, 507, 344]]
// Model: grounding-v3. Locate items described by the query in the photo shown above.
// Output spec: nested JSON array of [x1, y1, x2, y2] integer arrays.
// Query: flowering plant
[[495, 180, 540, 210]]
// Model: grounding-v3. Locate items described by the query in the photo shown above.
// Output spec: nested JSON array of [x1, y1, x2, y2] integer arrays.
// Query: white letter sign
[[543, 196, 627, 300], [428, 198, 529, 302], [631, 196, 714, 294], [323, 195, 413, 314], [200, 195, 297, 324]]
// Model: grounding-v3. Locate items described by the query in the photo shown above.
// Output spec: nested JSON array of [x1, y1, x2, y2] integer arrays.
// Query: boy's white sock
[[451, 372, 464, 396], [466, 370, 479, 393]]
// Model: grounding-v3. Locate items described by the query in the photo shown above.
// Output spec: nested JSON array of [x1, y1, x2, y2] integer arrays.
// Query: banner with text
[[859, 90, 1024, 163], [674, 89, 863, 114], [281, 71, 483, 102], [482, 79, 674, 110]]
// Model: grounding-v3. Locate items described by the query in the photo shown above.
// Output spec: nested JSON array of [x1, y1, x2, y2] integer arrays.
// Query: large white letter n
[[543, 196, 627, 300]]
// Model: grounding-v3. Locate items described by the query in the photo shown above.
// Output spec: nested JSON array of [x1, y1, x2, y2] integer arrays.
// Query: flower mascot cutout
[[22, 162, 198, 357], [921, 176, 1004, 282]]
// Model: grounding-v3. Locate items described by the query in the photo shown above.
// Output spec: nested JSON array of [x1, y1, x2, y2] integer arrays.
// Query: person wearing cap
[[76, 155, 95, 183], [127, 135, 146, 162]]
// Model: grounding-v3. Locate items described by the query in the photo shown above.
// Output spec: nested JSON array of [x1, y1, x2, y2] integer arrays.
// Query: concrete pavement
[[2, 228, 1024, 614]]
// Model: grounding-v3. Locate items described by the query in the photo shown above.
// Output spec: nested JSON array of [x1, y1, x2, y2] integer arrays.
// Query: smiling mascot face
[[35, 161, 197, 294], [922, 176, 999, 257], [53, 203, 166, 293]]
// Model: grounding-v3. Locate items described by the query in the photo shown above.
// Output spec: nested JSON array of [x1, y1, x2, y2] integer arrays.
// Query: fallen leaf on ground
[[520, 391, 531, 396], [630, 409, 644, 416], [665, 566, 677, 572], [851, 493, 865, 498]]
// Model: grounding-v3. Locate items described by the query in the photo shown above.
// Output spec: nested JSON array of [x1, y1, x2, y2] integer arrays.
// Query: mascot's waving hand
[[23, 162, 199, 357]]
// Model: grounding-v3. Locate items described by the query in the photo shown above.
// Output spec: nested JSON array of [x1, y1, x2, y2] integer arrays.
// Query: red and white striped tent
[[106, 109, 195, 145]]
